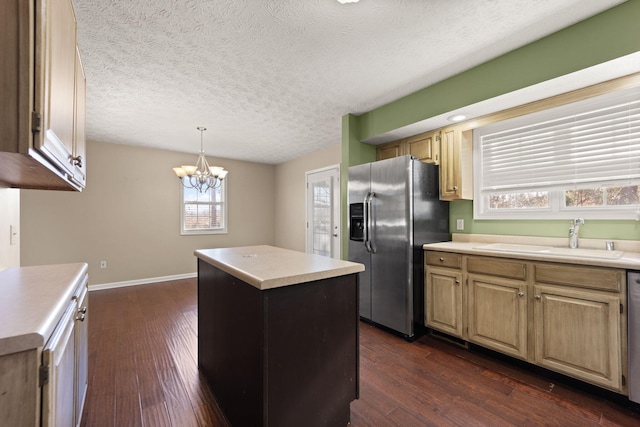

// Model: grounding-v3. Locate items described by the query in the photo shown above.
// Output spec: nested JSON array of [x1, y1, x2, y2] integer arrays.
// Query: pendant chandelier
[[173, 127, 228, 193]]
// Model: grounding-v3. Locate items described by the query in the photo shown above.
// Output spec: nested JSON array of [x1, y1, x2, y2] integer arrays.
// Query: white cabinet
[[0, 267, 88, 427], [74, 286, 88, 426], [41, 275, 88, 427], [42, 304, 77, 427]]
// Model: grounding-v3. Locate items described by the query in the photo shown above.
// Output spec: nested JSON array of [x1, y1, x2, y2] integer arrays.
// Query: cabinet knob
[[534, 295, 541, 300], [455, 279, 460, 284], [76, 313, 86, 322], [518, 292, 524, 297], [71, 155, 83, 167], [439, 257, 444, 262], [453, 186, 458, 191], [78, 306, 87, 314]]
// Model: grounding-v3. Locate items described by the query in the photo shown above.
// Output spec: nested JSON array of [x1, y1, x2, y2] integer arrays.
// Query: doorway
[[305, 165, 341, 259]]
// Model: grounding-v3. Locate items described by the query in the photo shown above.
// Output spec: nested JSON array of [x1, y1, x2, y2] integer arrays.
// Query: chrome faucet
[[568, 218, 584, 249]]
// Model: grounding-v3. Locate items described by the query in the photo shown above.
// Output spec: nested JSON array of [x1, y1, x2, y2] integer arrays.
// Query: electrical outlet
[[456, 219, 464, 230], [100, 260, 107, 269]]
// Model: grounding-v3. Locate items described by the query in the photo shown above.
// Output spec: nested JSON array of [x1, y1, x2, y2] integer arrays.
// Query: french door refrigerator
[[348, 155, 449, 338]]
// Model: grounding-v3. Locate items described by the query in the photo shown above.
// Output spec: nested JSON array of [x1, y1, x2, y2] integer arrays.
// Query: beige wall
[[274, 144, 341, 253], [20, 140, 275, 285], [0, 188, 20, 271]]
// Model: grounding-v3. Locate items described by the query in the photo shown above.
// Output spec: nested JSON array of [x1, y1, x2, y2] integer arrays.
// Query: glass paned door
[[306, 166, 340, 259]]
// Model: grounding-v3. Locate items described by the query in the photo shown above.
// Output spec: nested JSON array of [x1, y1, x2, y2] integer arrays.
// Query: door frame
[[305, 164, 341, 259]]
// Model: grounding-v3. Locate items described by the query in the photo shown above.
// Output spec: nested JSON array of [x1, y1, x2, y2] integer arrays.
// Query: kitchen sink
[[474, 242, 624, 260], [546, 247, 624, 260], [473, 243, 554, 253]]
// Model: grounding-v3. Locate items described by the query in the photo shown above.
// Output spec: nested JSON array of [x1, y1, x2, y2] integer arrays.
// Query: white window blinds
[[476, 85, 640, 192]]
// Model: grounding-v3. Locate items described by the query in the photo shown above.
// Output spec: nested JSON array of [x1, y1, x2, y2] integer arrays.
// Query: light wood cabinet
[[377, 126, 472, 199], [377, 140, 403, 161], [466, 256, 528, 359], [467, 274, 528, 359], [425, 266, 463, 338], [406, 131, 439, 164], [424, 251, 464, 338], [533, 263, 625, 391], [424, 249, 627, 394], [439, 126, 473, 200], [0, 0, 86, 191], [376, 130, 440, 164]]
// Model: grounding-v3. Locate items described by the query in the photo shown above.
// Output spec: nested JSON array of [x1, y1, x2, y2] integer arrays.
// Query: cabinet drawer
[[534, 263, 623, 292], [425, 251, 462, 269], [467, 256, 527, 281]]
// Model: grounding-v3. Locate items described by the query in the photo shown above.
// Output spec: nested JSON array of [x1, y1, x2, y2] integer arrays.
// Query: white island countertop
[[0, 263, 88, 356], [195, 245, 365, 290]]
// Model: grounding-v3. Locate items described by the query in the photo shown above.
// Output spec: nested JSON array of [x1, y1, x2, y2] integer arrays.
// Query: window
[[474, 85, 640, 220], [180, 180, 227, 235]]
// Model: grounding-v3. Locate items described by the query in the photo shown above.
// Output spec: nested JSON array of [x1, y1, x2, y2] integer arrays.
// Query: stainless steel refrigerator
[[348, 155, 449, 338]]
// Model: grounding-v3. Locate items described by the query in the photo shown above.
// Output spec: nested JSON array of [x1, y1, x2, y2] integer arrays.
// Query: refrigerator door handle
[[367, 192, 376, 254], [364, 192, 371, 253]]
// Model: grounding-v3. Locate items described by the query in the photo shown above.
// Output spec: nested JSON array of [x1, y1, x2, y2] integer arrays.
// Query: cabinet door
[[439, 127, 460, 199], [425, 267, 463, 337], [533, 284, 622, 391], [439, 126, 473, 200], [42, 304, 76, 427], [71, 46, 86, 187], [74, 286, 88, 427], [36, 0, 77, 175], [406, 131, 439, 164], [468, 274, 528, 359], [377, 141, 403, 161]]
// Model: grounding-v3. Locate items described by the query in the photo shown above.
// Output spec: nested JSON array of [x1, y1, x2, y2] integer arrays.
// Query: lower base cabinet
[[467, 274, 528, 360], [534, 284, 622, 391], [425, 250, 627, 395], [425, 266, 463, 337], [0, 272, 88, 427]]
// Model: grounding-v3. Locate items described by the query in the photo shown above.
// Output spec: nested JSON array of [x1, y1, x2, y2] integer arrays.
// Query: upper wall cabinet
[[0, 0, 86, 191], [376, 139, 404, 161], [375, 127, 472, 200], [376, 129, 440, 164], [439, 126, 472, 201]]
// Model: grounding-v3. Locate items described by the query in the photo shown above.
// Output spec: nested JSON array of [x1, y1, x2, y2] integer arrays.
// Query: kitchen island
[[194, 245, 364, 427]]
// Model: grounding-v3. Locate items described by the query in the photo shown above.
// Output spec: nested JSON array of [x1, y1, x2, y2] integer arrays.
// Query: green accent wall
[[449, 200, 640, 240], [341, 1, 640, 251]]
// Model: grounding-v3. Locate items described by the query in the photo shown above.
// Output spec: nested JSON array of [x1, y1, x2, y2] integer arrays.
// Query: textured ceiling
[[74, 0, 625, 165]]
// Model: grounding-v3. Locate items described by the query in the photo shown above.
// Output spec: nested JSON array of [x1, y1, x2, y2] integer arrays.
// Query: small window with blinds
[[473, 85, 640, 220], [180, 180, 227, 235]]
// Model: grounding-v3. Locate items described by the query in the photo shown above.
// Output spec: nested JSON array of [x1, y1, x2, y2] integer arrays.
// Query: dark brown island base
[[195, 245, 365, 427]]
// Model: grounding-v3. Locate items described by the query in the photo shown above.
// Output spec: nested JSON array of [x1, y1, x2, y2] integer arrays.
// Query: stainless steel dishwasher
[[629, 271, 640, 404]]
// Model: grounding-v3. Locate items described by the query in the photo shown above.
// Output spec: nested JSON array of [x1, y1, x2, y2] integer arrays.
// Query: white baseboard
[[89, 272, 197, 291]]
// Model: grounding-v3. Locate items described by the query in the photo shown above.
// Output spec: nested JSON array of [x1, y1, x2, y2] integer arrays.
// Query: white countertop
[[195, 245, 365, 290], [0, 263, 88, 356], [423, 234, 640, 269]]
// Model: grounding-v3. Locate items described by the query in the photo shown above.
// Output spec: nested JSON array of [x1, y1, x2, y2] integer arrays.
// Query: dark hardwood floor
[[81, 278, 640, 426]]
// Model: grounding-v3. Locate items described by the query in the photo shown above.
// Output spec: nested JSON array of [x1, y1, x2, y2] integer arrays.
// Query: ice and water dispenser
[[349, 203, 364, 241]]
